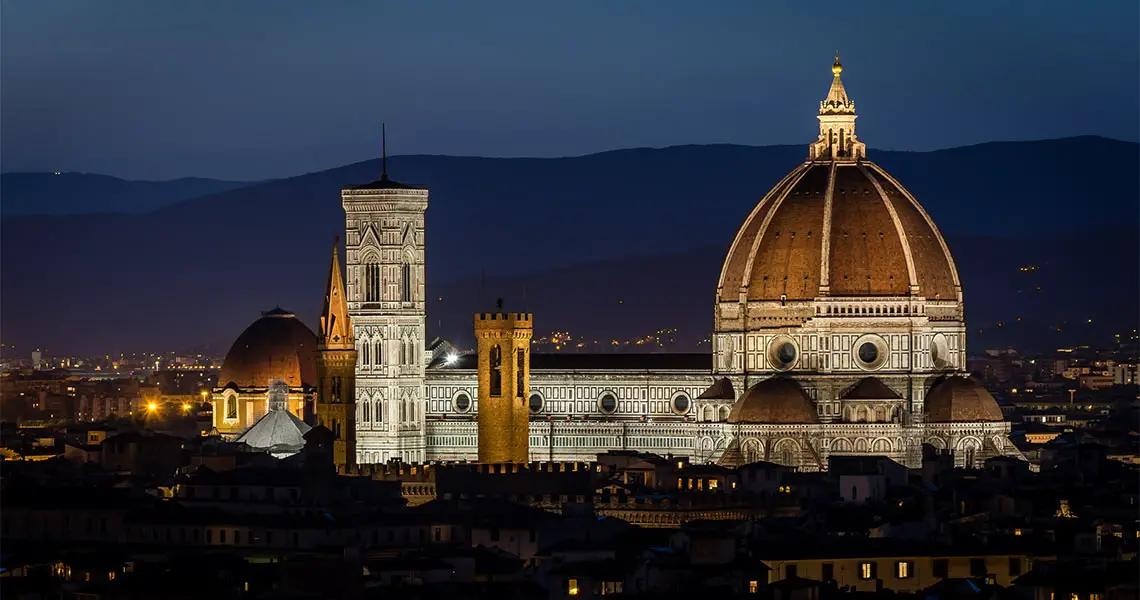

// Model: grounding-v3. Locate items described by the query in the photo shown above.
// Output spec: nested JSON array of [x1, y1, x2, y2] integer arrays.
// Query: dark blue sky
[[2, 1, 1137, 180]]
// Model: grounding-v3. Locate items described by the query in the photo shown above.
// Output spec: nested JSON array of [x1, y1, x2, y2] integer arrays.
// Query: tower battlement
[[474, 312, 534, 326]]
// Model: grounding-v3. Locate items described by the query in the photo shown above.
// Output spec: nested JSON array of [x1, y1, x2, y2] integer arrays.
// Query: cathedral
[[211, 60, 1016, 470]]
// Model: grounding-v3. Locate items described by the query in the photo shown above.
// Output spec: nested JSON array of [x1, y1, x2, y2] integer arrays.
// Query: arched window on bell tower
[[489, 345, 502, 397], [401, 261, 412, 302], [364, 260, 382, 302]]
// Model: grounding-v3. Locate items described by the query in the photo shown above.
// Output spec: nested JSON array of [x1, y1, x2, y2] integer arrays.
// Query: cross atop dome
[[809, 55, 866, 162]]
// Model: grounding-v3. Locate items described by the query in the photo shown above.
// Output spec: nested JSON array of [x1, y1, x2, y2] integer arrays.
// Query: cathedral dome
[[728, 377, 820, 424], [217, 308, 319, 390], [924, 377, 1004, 423], [716, 61, 961, 310]]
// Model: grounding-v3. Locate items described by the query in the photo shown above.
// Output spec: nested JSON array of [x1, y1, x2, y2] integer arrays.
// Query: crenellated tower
[[315, 239, 358, 470], [342, 126, 429, 464], [474, 309, 533, 463]]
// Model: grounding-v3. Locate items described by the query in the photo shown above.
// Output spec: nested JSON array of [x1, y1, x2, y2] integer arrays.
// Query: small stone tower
[[315, 239, 357, 471], [474, 309, 533, 463]]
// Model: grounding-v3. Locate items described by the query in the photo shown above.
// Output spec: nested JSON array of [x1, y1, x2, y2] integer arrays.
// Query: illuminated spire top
[[821, 52, 855, 115], [809, 55, 865, 161], [319, 236, 354, 349]]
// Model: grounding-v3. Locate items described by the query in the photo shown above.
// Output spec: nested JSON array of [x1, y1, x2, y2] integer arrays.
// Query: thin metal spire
[[381, 122, 388, 181]]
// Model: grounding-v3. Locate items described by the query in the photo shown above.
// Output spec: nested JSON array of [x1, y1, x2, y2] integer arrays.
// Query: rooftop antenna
[[381, 122, 389, 181]]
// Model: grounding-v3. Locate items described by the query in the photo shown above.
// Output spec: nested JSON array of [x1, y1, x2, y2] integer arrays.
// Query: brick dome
[[728, 377, 820, 424], [717, 161, 960, 304], [217, 308, 318, 390], [924, 377, 1004, 423]]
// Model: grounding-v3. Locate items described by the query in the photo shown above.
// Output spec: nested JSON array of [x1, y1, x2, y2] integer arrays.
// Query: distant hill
[[1, 136, 1136, 355], [428, 225, 1139, 354], [0, 172, 253, 216]]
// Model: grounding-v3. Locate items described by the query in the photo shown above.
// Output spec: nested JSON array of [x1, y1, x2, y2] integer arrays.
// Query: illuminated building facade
[[218, 60, 1017, 469]]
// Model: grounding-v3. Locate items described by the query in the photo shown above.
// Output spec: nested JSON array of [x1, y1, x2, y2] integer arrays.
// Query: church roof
[[347, 175, 426, 191], [345, 124, 426, 191], [319, 240, 354, 349], [716, 60, 961, 306], [841, 377, 902, 400], [234, 408, 313, 454], [217, 309, 318, 390], [697, 378, 736, 400], [727, 377, 820, 425], [924, 377, 1005, 423]]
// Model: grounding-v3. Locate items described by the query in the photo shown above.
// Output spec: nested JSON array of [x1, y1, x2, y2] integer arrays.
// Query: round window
[[672, 394, 690, 415], [858, 342, 879, 364], [767, 337, 798, 371], [930, 333, 953, 370], [453, 393, 471, 412], [599, 393, 617, 414], [528, 393, 543, 414]]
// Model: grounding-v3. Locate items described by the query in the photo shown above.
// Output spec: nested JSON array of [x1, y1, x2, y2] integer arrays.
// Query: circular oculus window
[[671, 394, 691, 415], [852, 335, 889, 371], [453, 393, 471, 412], [528, 393, 544, 414], [767, 337, 799, 371], [598, 393, 617, 415]]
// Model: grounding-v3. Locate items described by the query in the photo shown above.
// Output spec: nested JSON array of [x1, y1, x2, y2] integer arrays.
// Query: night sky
[[2, 1, 1137, 181]]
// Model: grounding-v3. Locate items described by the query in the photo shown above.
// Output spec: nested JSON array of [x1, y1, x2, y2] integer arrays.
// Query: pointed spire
[[809, 55, 866, 162], [380, 122, 388, 181], [320, 235, 354, 349]]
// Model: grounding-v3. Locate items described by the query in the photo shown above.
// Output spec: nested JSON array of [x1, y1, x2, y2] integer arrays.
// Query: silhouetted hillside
[[0, 172, 253, 216], [1, 137, 1136, 355]]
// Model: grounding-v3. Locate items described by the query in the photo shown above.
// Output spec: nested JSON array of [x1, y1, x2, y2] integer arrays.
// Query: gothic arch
[[773, 438, 800, 465], [741, 438, 762, 464]]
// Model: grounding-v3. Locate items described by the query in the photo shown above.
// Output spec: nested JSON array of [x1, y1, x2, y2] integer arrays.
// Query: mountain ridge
[[1, 136, 1136, 355]]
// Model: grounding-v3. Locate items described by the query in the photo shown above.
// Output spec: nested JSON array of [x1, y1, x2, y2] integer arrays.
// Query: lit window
[[748, 581, 758, 594], [568, 578, 579, 596], [896, 561, 911, 579], [860, 562, 874, 580]]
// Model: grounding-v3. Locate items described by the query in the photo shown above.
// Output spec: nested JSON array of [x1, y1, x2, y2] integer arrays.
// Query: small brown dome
[[218, 308, 318, 390], [728, 377, 820, 424], [925, 377, 1004, 422]]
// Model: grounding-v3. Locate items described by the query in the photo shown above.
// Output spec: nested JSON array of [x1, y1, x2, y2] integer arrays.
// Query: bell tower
[[315, 238, 357, 471], [474, 306, 533, 463], [342, 125, 429, 464]]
